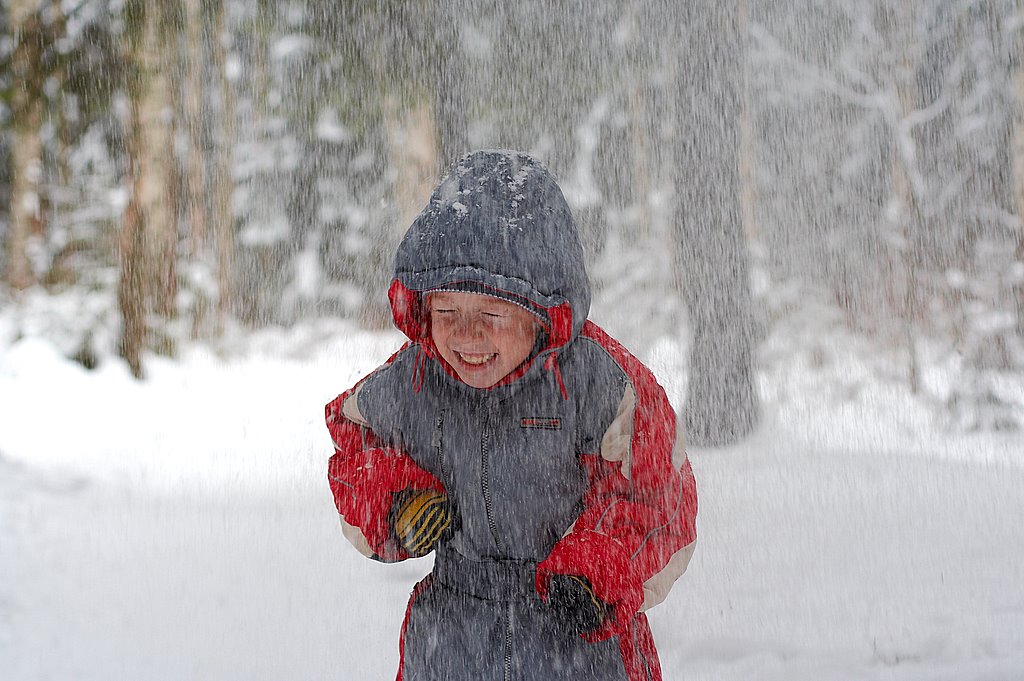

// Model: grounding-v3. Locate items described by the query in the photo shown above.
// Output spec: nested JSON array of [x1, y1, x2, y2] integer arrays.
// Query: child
[[326, 149, 698, 681]]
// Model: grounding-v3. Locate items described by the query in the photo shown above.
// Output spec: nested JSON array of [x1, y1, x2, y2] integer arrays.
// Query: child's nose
[[451, 315, 485, 340]]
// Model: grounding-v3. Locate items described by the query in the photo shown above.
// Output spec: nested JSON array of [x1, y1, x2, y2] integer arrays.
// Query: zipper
[[434, 410, 448, 484], [480, 407, 505, 554], [503, 602, 513, 681], [481, 404, 511, 681]]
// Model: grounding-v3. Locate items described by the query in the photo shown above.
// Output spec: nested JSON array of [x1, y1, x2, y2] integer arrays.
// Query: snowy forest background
[[3, 0, 1024, 441], [3, 2, 1024, 680], [2, 1, 1023, 437]]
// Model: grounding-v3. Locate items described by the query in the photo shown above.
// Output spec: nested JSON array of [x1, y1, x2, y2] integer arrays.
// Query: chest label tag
[[519, 417, 562, 430]]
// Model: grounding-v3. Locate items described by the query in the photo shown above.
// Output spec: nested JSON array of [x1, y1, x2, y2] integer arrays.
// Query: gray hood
[[388, 149, 591, 354]]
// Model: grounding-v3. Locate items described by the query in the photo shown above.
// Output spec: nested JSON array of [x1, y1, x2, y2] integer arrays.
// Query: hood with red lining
[[388, 150, 591, 367]]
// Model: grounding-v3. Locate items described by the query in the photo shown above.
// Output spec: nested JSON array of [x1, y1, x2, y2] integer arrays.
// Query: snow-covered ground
[[1, 318, 1022, 681]]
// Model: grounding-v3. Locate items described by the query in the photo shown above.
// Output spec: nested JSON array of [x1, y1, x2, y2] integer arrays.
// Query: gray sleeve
[[574, 344, 629, 454], [355, 350, 415, 447]]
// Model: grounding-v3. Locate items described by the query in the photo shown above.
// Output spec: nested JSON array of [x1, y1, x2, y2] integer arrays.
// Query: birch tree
[[5, 0, 44, 290], [211, 0, 236, 334], [119, 3, 178, 377]]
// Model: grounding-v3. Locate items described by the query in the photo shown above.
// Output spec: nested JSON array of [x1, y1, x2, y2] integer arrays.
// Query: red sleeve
[[326, 367, 443, 563], [536, 321, 698, 640]]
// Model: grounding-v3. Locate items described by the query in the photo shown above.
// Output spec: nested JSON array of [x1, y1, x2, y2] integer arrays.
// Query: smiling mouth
[[456, 351, 497, 366]]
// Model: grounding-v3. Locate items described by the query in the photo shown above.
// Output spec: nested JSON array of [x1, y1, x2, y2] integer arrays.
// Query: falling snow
[[1, 1, 1022, 679], [1, 322, 1022, 680]]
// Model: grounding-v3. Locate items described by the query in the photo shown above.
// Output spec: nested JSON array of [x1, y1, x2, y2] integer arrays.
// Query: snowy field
[[2, 318, 1023, 681]]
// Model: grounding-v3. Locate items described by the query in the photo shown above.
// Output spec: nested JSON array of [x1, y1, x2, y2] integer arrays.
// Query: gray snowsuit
[[326, 150, 698, 681]]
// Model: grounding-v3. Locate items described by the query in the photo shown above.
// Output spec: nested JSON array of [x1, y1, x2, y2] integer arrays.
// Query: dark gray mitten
[[546, 574, 608, 634]]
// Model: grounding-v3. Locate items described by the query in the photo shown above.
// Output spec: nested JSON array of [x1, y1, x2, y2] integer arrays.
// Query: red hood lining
[[387, 279, 575, 392]]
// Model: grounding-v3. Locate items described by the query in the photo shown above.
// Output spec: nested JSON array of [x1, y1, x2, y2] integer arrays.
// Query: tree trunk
[[432, 4, 469, 174], [391, 101, 439, 229], [183, 0, 208, 253], [181, 0, 213, 338], [675, 0, 760, 447], [5, 0, 44, 291], [118, 5, 177, 377], [357, 99, 437, 329], [1010, 18, 1024, 337], [736, 0, 758, 242], [118, 175, 147, 378], [879, 1, 925, 393], [212, 0, 236, 334]]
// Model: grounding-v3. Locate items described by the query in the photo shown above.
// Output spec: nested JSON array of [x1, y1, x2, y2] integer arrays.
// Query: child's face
[[427, 291, 540, 389]]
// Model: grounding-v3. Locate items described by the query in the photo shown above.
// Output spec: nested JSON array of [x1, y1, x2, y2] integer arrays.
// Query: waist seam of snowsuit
[[433, 549, 540, 602]]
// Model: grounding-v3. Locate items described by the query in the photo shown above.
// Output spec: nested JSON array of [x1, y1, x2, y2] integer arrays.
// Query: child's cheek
[[430, 317, 453, 342]]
